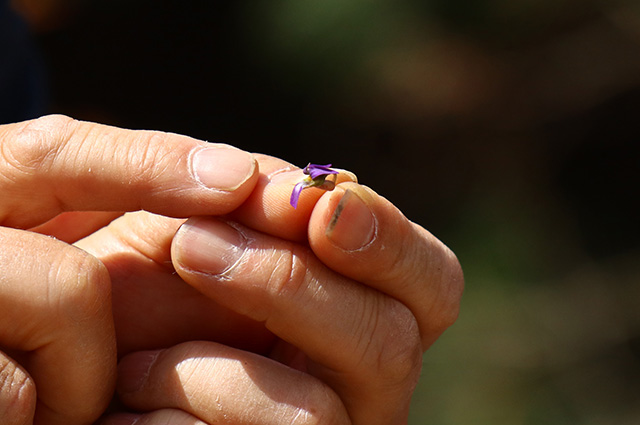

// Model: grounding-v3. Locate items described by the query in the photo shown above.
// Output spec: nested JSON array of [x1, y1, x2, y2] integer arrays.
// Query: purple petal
[[290, 181, 306, 208], [304, 163, 339, 180]]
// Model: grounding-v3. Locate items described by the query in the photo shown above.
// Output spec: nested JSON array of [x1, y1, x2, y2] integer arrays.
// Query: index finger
[[0, 115, 258, 228]]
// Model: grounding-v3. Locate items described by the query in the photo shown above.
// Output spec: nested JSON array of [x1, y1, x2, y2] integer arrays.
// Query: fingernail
[[326, 188, 376, 251], [173, 218, 245, 275], [118, 350, 161, 394], [192, 146, 256, 191]]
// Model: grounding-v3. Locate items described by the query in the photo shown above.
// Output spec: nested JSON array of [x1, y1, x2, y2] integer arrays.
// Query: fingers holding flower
[[227, 156, 357, 242], [226, 155, 463, 348], [289, 163, 340, 209], [161, 158, 462, 423], [73, 151, 460, 424]]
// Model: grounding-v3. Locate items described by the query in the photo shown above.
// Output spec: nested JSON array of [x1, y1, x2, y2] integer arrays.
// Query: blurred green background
[[13, 0, 640, 423]]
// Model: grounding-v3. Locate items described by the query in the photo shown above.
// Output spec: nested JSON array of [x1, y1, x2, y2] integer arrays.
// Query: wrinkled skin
[[0, 115, 463, 425]]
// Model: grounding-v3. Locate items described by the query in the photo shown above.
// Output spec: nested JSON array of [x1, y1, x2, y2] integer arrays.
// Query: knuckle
[[402, 223, 465, 339], [265, 244, 313, 303], [441, 248, 465, 325], [384, 228, 415, 284], [429, 246, 465, 335], [49, 245, 111, 322], [360, 298, 423, 386], [1, 114, 76, 177], [117, 130, 192, 190], [0, 358, 36, 423], [118, 131, 169, 183]]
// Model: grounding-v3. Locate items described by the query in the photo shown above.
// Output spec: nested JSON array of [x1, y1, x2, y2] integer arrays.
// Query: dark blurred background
[[4, 0, 640, 423]]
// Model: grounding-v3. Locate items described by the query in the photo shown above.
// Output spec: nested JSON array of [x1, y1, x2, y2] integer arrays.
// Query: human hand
[[0, 115, 259, 425], [94, 156, 464, 424]]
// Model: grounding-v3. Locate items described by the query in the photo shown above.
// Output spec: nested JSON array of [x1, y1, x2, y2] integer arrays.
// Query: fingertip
[[228, 167, 313, 242], [228, 161, 358, 242]]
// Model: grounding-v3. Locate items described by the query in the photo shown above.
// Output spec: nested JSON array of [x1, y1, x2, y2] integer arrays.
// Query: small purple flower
[[303, 163, 338, 180], [290, 163, 339, 209]]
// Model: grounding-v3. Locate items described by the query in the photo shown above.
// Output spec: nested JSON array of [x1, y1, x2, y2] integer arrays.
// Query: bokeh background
[[4, 0, 640, 423]]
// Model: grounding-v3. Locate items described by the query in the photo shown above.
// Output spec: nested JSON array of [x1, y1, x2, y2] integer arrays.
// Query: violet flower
[[290, 163, 339, 209]]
